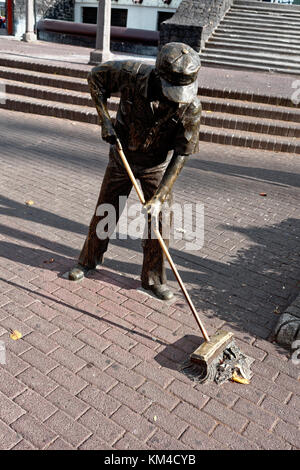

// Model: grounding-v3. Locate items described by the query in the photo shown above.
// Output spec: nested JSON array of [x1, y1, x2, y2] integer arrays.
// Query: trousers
[[78, 146, 172, 287]]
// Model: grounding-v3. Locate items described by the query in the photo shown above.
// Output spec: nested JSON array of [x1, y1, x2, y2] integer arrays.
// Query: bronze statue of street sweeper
[[68, 42, 202, 301], [68, 42, 253, 384]]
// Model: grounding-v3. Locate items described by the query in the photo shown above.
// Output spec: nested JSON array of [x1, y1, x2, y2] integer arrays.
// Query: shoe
[[68, 264, 91, 281], [143, 284, 174, 301]]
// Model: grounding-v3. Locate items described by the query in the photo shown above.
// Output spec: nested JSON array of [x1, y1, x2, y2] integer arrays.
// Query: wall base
[[23, 31, 37, 42]]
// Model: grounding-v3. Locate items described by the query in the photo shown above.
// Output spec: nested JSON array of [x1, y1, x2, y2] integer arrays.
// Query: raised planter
[[160, 0, 234, 51], [37, 19, 159, 56]]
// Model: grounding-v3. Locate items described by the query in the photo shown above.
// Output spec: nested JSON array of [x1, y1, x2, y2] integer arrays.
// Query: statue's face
[[150, 70, 179, 108]]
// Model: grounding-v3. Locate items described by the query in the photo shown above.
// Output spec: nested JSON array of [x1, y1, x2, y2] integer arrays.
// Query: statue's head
[[155, 42, 201, 104]]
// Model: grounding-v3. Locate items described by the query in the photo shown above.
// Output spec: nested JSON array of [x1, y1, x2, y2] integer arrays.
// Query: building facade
[[74, 0, 182, 31], [6, 0, 300, 41], [3, 0, 181, 38]]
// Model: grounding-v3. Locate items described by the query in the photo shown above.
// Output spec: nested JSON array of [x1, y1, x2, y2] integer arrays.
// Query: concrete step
[[200, 95, 300, 123], [227, 10, 300, 22], [203, 46, 300, 63], [202, 110, 300, 138], [1, 53, 298, 155], [232, 8, 300, 20], [2, 63, 297, 112], [232, 7, 300, 16], [0, 78, 120, 111], [2, 76, 296, 113], [1, 79, 91, 106], [198, 86, 296, 108], [1, 93, 299, 154], [205, 1, 300, 75], [0, 66, 89, 92], [202, 47, 300, 65], [201, 56, 300, 75], [214, 30, 300, 45], [219, 21, 300, 36], [0, 93, 99, 124], [220, 22, 300, 37], [224, 13, 300, 27], [0, 54, 90, 79], [3, 76, 298, 120], [207, 37, 300, 54], [200, 52, 300, 73], [232, 1, 300, 12], [232, 0, 300, 12], [199, 124, 300, 154]]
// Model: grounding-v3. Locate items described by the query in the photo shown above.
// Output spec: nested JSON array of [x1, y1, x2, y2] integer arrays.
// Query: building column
[[89, 0, 111, 65], [23, 0, 37, 41]]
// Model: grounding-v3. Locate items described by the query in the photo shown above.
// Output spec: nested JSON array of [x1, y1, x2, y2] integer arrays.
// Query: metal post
[[89, 0, 111, 65], [23, 0, 37, 41]]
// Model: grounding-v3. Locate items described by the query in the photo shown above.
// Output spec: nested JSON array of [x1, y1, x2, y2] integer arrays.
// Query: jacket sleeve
[[174, 96, 202, 156], [87, 61, 138, 133], [87, 60, 136, 101]]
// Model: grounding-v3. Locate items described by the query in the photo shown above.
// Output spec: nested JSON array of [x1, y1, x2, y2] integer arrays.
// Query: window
[[0, 2, 5, 16], [82, 6, 128, 26], [157, 11, 174, 31], [82, 7, 97, 24], [111, 8, 128, 27]]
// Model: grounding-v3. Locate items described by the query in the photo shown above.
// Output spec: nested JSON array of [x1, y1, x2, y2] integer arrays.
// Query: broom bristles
[[180, 341, 254, 385]]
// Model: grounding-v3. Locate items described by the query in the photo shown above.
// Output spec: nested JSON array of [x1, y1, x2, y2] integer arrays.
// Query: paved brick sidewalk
[[0, 109, 299, 450], [0, 38, 155, 66]]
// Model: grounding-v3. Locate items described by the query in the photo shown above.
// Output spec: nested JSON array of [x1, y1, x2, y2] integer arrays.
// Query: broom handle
[[115, 138, 210, 343]]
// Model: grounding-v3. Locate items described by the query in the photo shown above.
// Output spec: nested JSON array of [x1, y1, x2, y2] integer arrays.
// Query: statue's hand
[[101, 121, 117, 145], [143, 196, 162, 220]]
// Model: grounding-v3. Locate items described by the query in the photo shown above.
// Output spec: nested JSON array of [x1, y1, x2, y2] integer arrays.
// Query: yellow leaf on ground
[[10, 330, 22, 341], [231, 371, 250, 385], [25, 200, 34, 206]]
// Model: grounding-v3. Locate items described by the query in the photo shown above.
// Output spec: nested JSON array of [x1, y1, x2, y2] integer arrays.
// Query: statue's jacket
[[88, 60, 202, 168]]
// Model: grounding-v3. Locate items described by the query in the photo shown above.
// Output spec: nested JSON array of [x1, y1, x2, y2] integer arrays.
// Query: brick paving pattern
[[0, 109, 299, 450]]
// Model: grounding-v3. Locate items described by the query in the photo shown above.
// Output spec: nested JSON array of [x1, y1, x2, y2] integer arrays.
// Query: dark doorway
[[111, 8, 128, 27], [82, 7, 97, 24], [82, 6, 128, 27]]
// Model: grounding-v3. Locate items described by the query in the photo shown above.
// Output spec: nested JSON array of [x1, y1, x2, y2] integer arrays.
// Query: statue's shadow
[[154, 334, 203, 371]]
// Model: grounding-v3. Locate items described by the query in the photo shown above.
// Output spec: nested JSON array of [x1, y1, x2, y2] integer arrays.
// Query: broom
[[115, 138, 253, 385]]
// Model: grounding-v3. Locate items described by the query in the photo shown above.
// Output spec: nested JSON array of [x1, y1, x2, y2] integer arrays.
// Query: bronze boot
[[68, 264, 92, 281], [143, 284, 174, 301]]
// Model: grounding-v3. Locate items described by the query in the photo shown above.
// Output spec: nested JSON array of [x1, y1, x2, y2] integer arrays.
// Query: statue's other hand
[[101, 122, 117, 145]]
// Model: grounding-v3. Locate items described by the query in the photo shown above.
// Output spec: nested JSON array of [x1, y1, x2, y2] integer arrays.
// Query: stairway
[[201, 0, 300, 74], [0, 55, 299, 154]]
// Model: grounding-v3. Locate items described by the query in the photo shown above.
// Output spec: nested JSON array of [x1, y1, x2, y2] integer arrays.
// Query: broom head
[[190, 330, 234, 366]]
